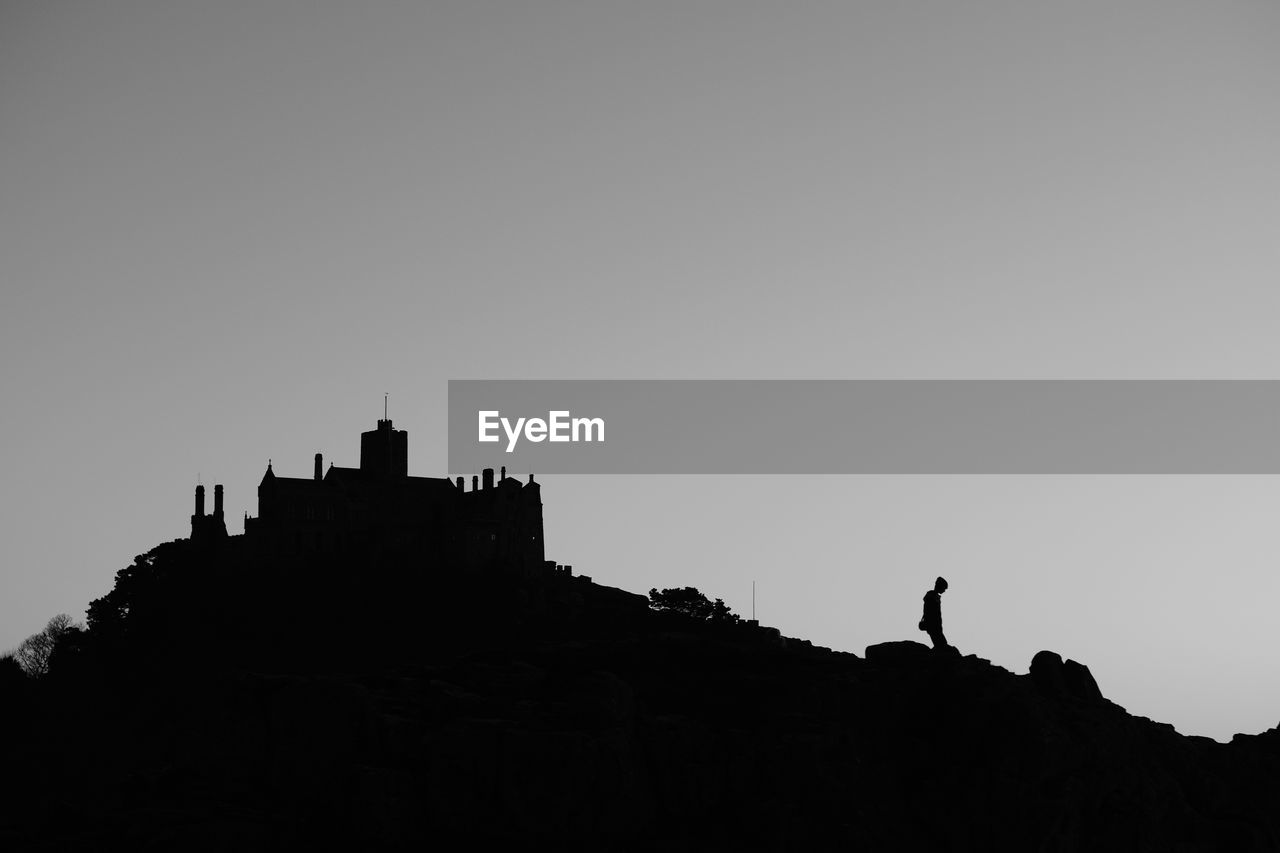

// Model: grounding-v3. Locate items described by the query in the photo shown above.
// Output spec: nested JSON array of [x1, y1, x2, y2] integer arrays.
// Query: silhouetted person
[[918, 576, 949, 650]]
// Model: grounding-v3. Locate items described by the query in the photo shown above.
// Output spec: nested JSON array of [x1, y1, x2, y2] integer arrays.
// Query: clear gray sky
[[4, 1, 1280, 741]]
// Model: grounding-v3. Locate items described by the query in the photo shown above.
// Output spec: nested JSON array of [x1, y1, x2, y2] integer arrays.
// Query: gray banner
[[447, 380, 1280, 474]]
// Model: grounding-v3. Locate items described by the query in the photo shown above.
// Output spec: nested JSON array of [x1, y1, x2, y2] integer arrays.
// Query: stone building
[[190, 418, 545, 570]]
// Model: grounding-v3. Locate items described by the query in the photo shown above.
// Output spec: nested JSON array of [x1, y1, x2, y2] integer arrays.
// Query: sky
[[3, 1, 1280, 740]]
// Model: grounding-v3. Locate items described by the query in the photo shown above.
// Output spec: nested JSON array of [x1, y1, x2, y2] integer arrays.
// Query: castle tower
[[359, 419, 408, 479]]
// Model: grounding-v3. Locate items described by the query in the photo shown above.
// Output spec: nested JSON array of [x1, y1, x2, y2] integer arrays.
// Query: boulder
[[1030, 651, 1104, 703], [864, 641, 933, 666], [1030, 650, 1067, 695], [1062, 658, 1104, 703]]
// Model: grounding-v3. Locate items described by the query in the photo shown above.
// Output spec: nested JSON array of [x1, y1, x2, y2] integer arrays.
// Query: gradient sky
[[4, 1, 1280, 740]]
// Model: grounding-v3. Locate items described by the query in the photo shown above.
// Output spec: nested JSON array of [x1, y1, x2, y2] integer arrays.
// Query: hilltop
[[5, 537, 1280, 851]]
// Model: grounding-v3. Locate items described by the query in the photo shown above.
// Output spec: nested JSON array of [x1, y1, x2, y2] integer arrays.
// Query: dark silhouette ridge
[[7, 420, 1280, 850]]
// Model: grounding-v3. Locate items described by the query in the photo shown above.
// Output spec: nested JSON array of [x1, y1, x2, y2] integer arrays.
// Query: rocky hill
[[4, 542, 1280, 851]]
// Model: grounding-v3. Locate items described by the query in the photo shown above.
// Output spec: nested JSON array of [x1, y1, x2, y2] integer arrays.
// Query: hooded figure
[[918, 576, 949, 650]]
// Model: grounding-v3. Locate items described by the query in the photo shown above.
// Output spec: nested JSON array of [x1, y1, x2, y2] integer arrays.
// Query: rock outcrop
[[5, 617, 1280, 851], [4, 549, 1280, 851]]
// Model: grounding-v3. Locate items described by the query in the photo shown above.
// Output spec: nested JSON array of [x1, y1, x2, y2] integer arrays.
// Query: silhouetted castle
[[190, 418, 548, 572]]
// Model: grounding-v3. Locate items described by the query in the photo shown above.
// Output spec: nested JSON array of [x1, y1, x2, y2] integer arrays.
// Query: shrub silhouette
[[648, 586, 739, 623], [0, 653, 25, 686]]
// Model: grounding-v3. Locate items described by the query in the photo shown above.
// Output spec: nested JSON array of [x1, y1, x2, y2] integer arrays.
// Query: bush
[[0, 653, 25, 685], [648, 587, 739, 623]]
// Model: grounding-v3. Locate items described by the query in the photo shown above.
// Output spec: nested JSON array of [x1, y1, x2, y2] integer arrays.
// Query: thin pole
[[752, 581, 756, 621], [384, 393, 388, 420]]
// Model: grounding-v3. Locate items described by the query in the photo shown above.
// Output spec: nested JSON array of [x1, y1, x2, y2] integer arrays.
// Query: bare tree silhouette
[[15, 614, 79, 678]]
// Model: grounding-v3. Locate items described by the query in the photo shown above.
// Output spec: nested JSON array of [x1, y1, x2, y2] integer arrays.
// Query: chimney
[[213, 484, 224, 519], [482, 468, 494, 490], [194, 484, 205, 517], [528, 473, 534, 484], [455, 476, 464, 490], [500, 466, 506, 481], [472, 475, 478, 491], [315, 452, 323, 481]]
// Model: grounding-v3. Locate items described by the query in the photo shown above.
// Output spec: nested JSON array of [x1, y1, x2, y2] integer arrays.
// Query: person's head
[[934, 576, 948, 594]]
